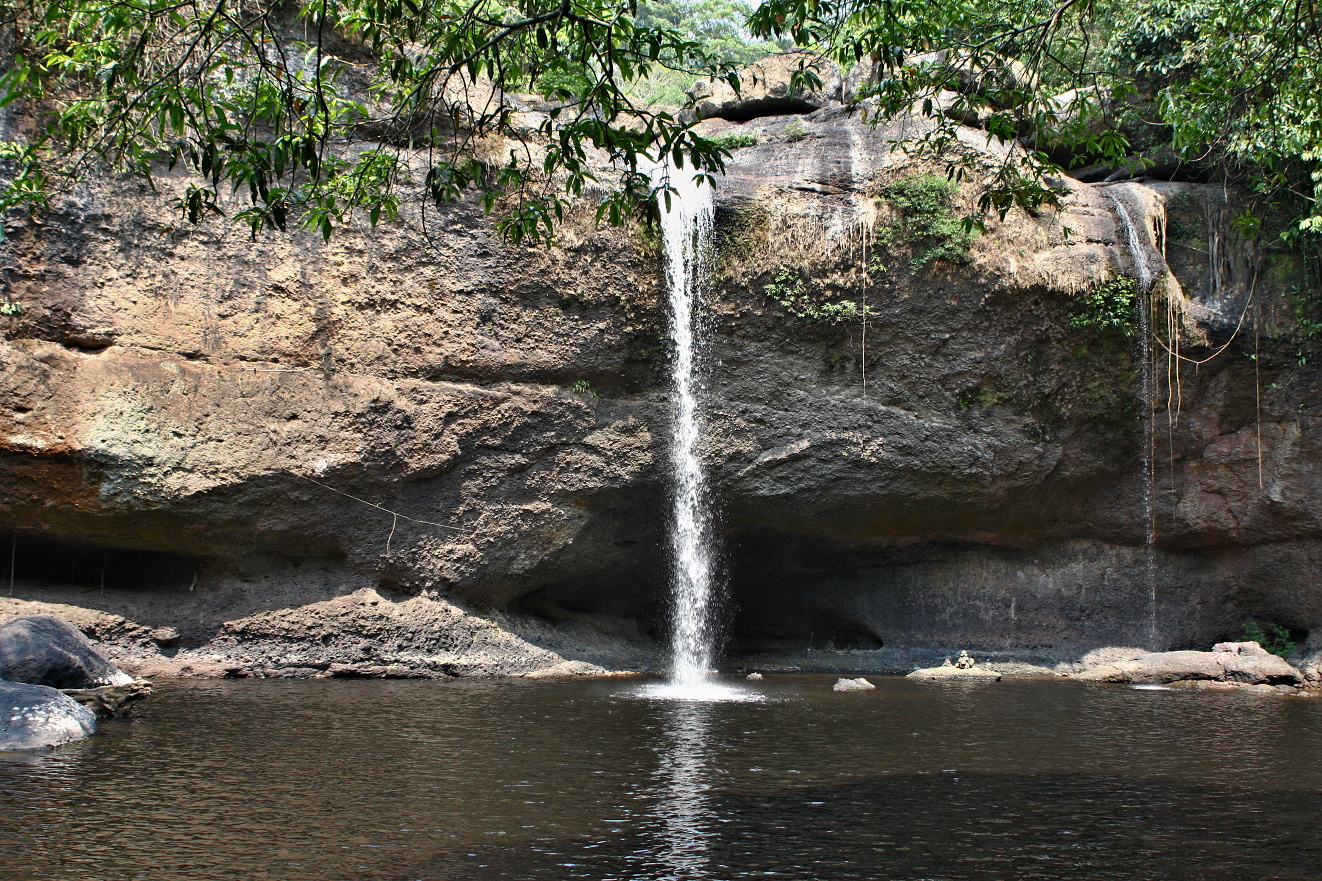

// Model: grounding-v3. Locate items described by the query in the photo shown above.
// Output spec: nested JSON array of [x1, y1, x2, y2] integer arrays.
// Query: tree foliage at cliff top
[[748, 0, 1322, 252], [0, 0, 746, 242], [0, 0, 1321, 249]]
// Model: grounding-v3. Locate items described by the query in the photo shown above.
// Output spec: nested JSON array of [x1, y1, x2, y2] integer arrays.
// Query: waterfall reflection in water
[[650, 702, 716, 880]]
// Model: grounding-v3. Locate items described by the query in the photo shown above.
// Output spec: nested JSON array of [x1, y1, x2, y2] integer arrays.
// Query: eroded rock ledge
[[0, 592, 621, 680]]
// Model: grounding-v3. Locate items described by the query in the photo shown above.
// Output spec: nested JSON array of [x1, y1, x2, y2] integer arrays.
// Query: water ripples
[[1, 677, 1319, 880]]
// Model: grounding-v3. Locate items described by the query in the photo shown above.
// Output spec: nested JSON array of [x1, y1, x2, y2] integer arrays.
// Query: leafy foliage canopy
[[0, 0, 750, 241]]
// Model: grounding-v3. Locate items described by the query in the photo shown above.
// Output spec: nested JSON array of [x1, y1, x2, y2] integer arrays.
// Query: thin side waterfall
[[652, 163, 720, 691], [1105, 188, 1157, 290], [1103, 186, 1160, 649]]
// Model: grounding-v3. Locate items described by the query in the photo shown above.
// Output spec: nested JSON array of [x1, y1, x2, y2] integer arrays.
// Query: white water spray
[[651, 163, 721, 690], [1104, 188, 1158, 291]]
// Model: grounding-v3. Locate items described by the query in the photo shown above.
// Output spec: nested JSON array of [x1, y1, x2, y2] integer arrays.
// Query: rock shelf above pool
[[1074, 642, 1304, 686]]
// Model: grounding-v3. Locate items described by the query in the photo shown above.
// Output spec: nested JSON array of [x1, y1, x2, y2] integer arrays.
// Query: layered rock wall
[[2, 99, 1320, 668]]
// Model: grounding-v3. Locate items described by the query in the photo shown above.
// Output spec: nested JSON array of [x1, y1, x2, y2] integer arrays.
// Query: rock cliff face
[[2, 92, 1320, 670]]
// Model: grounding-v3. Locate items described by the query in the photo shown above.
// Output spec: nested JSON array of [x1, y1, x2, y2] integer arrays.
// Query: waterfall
[[1103, 186, 1160, 649], [652, 162, 721, 690], [1105, 188, 1157, 291]]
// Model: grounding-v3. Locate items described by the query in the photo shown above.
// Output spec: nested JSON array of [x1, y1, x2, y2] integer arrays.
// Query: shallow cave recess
[[502, 531, 892, 654], [708, 98, 817, 123], [0, 532, 207, 592]]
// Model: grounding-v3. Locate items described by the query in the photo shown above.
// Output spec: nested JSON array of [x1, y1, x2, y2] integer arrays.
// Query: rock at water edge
[[833, 677, 876, 691], [0, 615, 134, 689], [1075, 642, 1303, 686], [908, 666, 1003, 682], [0, 680, 97, 751]]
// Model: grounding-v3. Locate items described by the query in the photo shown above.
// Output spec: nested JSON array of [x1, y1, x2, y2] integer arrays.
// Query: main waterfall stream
[[647, 162, 741, 700], [1103, 185, 1162, 649]]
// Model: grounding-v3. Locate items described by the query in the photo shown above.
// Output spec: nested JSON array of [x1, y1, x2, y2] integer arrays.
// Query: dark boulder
[[0, 680, 97, 750], [0, 615, 133, 689]]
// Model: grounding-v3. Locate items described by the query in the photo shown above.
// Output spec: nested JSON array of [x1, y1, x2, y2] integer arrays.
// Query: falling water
[[1105, 188, 1157, 290], [651, 162, 721, 691], [1103, 186, 1160, 649]]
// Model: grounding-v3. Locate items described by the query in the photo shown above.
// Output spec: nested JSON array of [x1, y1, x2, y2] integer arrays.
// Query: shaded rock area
[[0, 592, 628, 680], [1291, 632, 1322, 687], [0, 614, 133, 688], [691, 52, 843, 122], [1074, 642, 1304, 686], [0, 680, 97, 750], [206, 588, 605, 678], [1, 52, 1321, 671]]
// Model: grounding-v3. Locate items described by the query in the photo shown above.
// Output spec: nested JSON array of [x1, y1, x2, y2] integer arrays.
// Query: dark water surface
[[2, 676, 1320, 880]]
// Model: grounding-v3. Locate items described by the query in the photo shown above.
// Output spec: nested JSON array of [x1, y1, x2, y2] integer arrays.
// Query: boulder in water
[[833, 677, 876, 691], [0, 615, 133, 689], [746, 672, 764, 681], [0, 680, 97, 751], [1075, 642, 1303, 686], [909, 650, 1003, 681]]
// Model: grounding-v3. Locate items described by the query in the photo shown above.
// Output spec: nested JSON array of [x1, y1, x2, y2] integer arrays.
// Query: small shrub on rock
[[1071, 277, 1139, 337], [710, 132, 759, 150], [1242, 620, 1299, 659], [765, 269, 873, 323], [879, 174, 979, 270]]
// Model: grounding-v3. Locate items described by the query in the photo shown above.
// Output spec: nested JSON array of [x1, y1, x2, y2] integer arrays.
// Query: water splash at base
[[634, 679, 764, 703]]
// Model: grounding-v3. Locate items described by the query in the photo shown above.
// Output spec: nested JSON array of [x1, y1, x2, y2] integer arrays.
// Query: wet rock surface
[[0, 680, 97, 750], [908, 665, 1003, 682], [61, 680, 153, 716], [0, 614, 133, 688]]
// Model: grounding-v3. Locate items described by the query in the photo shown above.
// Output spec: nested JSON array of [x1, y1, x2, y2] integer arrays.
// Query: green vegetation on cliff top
[[0, 0, 1318, 265]]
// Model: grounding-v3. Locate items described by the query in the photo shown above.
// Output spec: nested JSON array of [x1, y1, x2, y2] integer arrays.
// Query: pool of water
[[2, 676, 1319, 880]]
